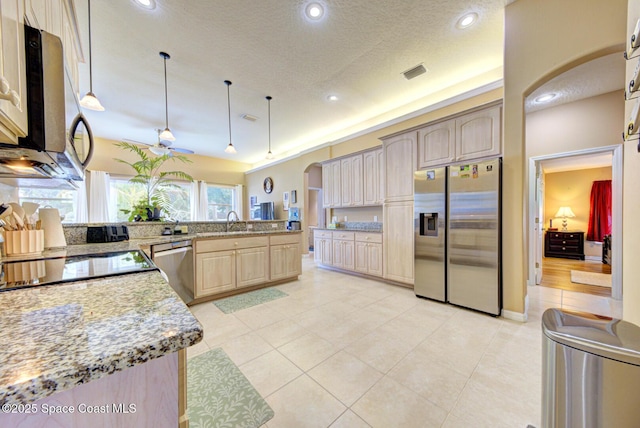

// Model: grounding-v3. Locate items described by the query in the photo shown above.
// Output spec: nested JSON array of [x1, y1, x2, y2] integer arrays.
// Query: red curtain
[[587, 180, 612, 242]]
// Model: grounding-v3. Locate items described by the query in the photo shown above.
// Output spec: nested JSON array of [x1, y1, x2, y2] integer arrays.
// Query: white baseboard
[[585, 256, 601, 262], [502, 297, 528, 322]]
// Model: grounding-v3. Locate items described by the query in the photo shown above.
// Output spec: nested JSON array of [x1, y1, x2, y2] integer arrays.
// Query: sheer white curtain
[[87, 170, 110, 222], [235, 184, 244, 220], [191, 180, 208, 221], [74, 178, 89, 223]]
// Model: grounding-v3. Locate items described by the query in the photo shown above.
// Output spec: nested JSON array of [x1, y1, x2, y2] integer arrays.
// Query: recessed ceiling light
[[305, 2, 325, 20], [327, 95, 338, 101], [535, 93, 557, 103], [456, 12, 478, 29], [133, 0, 156, 10]]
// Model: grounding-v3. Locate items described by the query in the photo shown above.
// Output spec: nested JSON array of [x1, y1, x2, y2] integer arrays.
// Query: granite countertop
[[0, 270, 203, 406], [0, 228, 303, 405]]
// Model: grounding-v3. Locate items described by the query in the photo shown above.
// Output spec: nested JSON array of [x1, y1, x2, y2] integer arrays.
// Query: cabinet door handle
[[562, 247, 566, 250], [0, 90, 20, 108], [562, 241, 566, 244]]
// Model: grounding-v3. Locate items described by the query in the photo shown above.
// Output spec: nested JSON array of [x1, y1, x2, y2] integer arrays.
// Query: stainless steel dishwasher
[[150, 240, 194, 305]]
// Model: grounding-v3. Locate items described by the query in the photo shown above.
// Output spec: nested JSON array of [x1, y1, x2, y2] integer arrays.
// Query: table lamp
[[555, 206, 576, 231]]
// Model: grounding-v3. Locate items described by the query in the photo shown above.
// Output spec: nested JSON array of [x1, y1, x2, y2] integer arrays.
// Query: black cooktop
[[0, 250, 157, 292]]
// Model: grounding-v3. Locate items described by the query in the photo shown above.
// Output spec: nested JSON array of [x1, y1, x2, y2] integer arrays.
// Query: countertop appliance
[[260, 201, 275, 220], [0, 25, 93, 184], [87, 225, 130, 243], [150, 240, 194, 305], [0, 250, 156, 292], [414, 157, 501, 315]]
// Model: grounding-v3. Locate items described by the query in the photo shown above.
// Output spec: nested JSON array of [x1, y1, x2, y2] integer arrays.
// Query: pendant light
[[158, 52, 175, 141], [79, 0, 105, 111], [224, 80, 237, 154], [265, 96, 274, 159]]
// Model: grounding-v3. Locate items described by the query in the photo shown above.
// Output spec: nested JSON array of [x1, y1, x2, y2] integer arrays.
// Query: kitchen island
[[0, 227, 301, 426]]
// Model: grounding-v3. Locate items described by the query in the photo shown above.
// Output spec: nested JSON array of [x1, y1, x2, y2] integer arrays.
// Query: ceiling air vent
[[241, 114, 259, 122], [402, 64, 427, 80]]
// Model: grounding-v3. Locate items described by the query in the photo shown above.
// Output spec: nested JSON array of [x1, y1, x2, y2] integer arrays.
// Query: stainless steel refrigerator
[[414, 158, 501, 315]]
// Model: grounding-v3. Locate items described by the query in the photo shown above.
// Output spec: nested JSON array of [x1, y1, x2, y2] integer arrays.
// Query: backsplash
[[63, 220, 288, 245], [329, 221, 382, 232]]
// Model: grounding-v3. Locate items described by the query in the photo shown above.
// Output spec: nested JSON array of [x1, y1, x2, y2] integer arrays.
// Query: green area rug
[[188, 348, 274, 428], [213, 287, 288, 314]]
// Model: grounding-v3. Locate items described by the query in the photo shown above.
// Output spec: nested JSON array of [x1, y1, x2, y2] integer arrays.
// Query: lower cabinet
[[315, 230, 383, 278], [270, 234, 302, 281], [332, 231, 355, 271], [383, 201, 414, 284], [314, 230, 333, 265], [195, 236, 269, 298], [354, 232, 383, 277]]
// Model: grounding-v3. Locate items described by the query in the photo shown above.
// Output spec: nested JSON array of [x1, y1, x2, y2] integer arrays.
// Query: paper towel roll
[[39, 208, 67, 249], [632, 19, 640, 49]]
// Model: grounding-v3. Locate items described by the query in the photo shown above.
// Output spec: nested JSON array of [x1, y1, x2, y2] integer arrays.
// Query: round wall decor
[[263, 177, 274, 194]]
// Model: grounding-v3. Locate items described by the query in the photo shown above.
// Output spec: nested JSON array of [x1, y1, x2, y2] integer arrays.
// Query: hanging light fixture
[[265, 96, 274, 159], [158, 52, 175, 141], [79, 0, 105, 111], [224, 80, 237, 154]]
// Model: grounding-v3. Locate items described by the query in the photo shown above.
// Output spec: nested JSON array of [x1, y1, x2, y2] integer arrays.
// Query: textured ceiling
[[74, 0, 506, 167]]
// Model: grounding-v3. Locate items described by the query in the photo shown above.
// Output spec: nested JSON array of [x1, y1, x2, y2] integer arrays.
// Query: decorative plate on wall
[[263, 177, 273, 194]]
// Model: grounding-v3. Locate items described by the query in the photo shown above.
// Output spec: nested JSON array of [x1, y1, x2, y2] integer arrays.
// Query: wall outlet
[[271, 223, 277, 228], [181, 225, 188, 233], [374, 216, 378, 222], [247, 224, 253, 229]]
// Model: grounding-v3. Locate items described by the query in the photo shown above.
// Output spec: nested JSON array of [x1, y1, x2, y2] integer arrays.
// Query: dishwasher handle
[[153, 246, 192, 258]]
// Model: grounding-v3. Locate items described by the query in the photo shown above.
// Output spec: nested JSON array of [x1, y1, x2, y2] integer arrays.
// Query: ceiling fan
[[123, 130, 195, 156]]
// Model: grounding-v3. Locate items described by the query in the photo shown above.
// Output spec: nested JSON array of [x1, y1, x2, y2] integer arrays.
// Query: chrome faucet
[[226, 211, 239, 232]]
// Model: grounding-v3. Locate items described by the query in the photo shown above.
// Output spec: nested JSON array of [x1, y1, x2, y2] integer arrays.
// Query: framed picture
[[250, 195, 257, 207], [283, 191, 290, 211], [263, 177, 273, 194], [291, 190, 297, 204]]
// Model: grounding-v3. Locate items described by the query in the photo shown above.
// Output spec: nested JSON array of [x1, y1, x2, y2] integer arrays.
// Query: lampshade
[[555, 206, 576, 218], [79, 91, 104, 111], [79, 0, 105, 111], [224, 80, 236, 154], [158, 127, 175, 142]]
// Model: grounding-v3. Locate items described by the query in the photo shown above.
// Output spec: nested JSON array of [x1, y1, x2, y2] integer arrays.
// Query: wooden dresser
[[545, 231, 585, 260]]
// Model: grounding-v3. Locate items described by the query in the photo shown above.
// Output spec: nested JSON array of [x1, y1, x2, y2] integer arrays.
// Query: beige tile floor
[[188, 255, 623, 428]]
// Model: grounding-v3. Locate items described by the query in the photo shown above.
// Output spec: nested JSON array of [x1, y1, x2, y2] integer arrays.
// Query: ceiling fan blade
[[122, 138, 154, 147], [170, 147, 195, 154]]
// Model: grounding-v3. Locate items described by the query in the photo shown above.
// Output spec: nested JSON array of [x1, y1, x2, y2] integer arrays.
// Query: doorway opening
[[528, 145, 622, 300], [304, 163, 324, 254]]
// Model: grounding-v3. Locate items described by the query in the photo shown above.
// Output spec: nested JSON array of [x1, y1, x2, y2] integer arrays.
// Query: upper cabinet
[[322, 149, 380, 208], [0, 0, 28, 142], [363, 148, 383, 205], [383, 132, 415, 202], [417, 104, 502, 169], [24, 0, 82, 94]]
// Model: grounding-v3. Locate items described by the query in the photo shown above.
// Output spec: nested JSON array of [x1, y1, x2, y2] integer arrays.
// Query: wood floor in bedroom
[[540, 257, 612, 297]]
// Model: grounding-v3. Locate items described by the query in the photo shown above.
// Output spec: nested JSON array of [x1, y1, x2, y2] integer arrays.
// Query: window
[[18, 186, 77, 223], [108, 176, 192, 222], [206, 184, 236, 220]]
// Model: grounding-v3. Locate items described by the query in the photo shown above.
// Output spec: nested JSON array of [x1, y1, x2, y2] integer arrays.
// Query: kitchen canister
[[4, 230, 45, 256], [38, 208, 67, 249]]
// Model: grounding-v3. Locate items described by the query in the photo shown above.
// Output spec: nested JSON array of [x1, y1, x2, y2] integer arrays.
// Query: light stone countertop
[[0, 229, 300, 406]]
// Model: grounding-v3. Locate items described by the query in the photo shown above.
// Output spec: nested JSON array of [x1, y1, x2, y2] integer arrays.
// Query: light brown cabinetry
[[383, 201, 414, 284], [323, 148, 381, 208], [354, 232, 383, 277], [417, 105, 502, 169], [270, 234, 302, 280], [322, 160, 341, 207], [0, 0, 27, 143], [383, 132, 415, 202], [332, 231, 355, 270], [341, 154, 363, 206], [314, 230, 333, 265], [195, 236, 269, 297], [417, 120, 455, 169], [363, 148, 384, 205]]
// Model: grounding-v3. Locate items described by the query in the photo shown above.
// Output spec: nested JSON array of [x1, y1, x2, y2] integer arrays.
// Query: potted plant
[[114, 142, 194, 221]]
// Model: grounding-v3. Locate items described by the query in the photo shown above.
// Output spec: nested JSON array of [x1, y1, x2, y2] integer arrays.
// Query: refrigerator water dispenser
[[419, 213, 438, 237]]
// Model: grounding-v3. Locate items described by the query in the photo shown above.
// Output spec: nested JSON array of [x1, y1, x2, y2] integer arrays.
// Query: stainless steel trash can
[[542, 308, 640, 427]]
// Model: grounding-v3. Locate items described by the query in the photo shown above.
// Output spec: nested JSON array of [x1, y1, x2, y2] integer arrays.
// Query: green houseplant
[[114, 141, 194, 221]]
